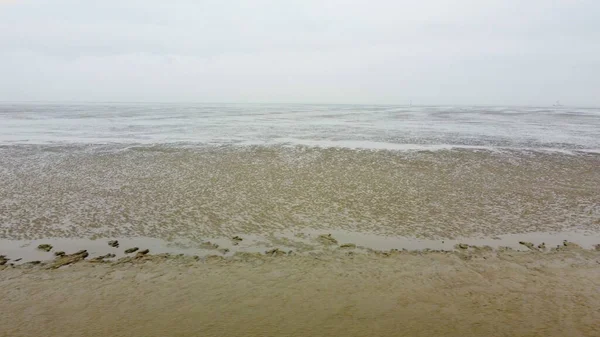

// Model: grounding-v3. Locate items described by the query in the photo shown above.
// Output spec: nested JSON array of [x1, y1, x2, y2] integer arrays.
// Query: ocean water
[[1, 103, 600, 151], [0, 103, 599, 245]]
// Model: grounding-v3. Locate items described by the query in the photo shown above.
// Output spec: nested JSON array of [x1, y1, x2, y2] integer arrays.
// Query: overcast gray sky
[[1, 0, 599, 106]]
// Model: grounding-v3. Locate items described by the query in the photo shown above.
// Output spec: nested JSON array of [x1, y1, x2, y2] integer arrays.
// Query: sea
[[1, 103, 599, 257]]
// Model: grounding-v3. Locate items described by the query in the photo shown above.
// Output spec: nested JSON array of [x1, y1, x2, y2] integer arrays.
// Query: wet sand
[[2, 146, 599, 242], [1, 246, 600, 337]]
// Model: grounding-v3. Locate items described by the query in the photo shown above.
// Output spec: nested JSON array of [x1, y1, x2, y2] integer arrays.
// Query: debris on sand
[[0, 255, 7, 266], [37, 244, 53, 252], [339, 243, 356, 249], [232, 236, 243, 245], [317, 234, 338, 245], [48, 250, 89, 269], [537, 242, 546, 250], [519, 241, 537, 251], [54, 251, 65, 257], [456, 243, 469, 249], [90, 254, 116, 262], [124, 247, 139, 254], [265, 248, 286, 257], [108, 240, 119, 248], [470, 245, 493, 253], [373, 250, 393, 257], [550, 240, 578, 251], [112, 250, 153, 265], [498, 246, 514, 252]]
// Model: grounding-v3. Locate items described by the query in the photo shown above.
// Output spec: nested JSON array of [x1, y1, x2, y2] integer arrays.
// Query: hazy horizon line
[[1, 100, 597, 109]]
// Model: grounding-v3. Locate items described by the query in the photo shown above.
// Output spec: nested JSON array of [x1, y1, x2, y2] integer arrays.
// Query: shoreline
[[2, 230, 600, 265], [4, 141, 600, 156]]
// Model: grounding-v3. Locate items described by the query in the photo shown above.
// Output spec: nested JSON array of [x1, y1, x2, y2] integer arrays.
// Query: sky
[[1, 0, 599, 106]]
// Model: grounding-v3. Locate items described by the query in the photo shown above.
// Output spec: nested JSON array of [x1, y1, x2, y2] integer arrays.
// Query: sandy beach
[[1, 244, 600, 337]]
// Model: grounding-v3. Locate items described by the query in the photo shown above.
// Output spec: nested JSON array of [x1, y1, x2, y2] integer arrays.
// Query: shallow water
[[0, 103, 599, 246], [1, 103, 600, 150]]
